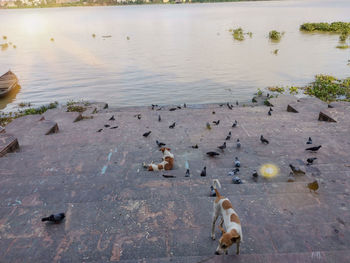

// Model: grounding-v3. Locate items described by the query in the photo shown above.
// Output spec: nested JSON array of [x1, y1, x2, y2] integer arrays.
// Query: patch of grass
[[289, 86, 299, 95], [256, 88, 263, 97], [67, 105, 86, 113], [336, 45, 350, 49], [269, 30, 282, 41]]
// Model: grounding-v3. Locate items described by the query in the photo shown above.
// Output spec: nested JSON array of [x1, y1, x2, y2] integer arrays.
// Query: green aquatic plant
[[126, 36, 130, 40], [268, 86, 285, 93], [50, 38, 54, 42], [92, 33, 96, 38], [1, 43, 9, 51], [232, 28, 244, 41], [273, 49, 279, 55], [269, 30, 282, 41], [3, 36, 7, 40], [336, 45, 350, 49], [13, 45, 16, 49], [256, 88, 263, 97], [289, 86, 299, 95], [67, 105, 86, 113], [339, 32, 348, 42], [300, 22, 350, 33], [18, 102, 32, 108]]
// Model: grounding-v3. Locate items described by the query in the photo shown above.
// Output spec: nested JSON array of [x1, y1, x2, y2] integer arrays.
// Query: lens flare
[[260, 163, 279, 178]]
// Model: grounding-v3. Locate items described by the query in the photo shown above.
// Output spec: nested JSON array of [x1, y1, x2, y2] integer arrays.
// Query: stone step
[[0, 133, 19, 157], [286, 98, 328, 120], [29, 119, 59, 135], [43, 109, 82, 130], [0, 126, 5, 133]]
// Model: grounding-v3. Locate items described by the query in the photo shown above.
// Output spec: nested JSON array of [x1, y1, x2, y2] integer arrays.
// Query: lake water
[[0, 0, 349, 111]]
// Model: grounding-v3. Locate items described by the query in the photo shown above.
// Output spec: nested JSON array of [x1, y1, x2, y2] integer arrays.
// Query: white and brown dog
[[143, 147, 174, 171], [211, 179, 242, 255]]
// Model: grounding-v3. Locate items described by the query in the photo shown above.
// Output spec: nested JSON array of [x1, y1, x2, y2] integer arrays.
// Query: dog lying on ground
[[211, 179, 242, 255], [142, 147, 174, 171]]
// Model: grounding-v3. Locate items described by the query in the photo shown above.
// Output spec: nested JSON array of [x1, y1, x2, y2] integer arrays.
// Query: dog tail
[[213, 179, 221, 197]]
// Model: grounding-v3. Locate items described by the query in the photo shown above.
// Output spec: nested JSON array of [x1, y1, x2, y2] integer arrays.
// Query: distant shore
[[0, 0, 269, 10]]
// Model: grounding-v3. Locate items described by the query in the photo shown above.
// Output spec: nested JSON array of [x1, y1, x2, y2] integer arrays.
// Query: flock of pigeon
[[42, 100, 321, 225]]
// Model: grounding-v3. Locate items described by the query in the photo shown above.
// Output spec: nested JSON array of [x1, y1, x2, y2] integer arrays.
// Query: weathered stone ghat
[[0, 96, 349, 262]]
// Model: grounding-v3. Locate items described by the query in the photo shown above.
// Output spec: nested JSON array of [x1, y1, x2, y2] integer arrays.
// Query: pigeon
[[252, 170, 259, 181], [169, 108, 177, 111], [236, 139, 241, 148], [252, 97, 257, 103], [97, 129, 103, 132], [307, 180, 319, 193], [234, 157, 240, 167], [267, 93, 270, 98], [306, 145, 322, 152], [210, 186, 216, 197], [218, 142, 226, 151], [306, 157, 317, 165], [191, 144, 199, 149], [227, 103, 233, 110], [260, 135, 269, 144], [289, 164, 306, 176], [151, 104, 159, 110], [226, 131, 232, 140], [269, 107, 273, 111], [236, 101, 239, 106], [158, 115, 161, 122], [185, 161, 190, 177], [207, 151, 220, 157], [213, 120, 220, 125], [206, 122, 211, 130], [228, 168, 239, 176], [162, 174, 176, 178], [134, 114, 141, 119], [110, 126, 118, 129], [306, 137, 312, 144], [42, 213, 65, 223], [177, 106, 182, 109], [169, 122, 176, 129], [156, 140, 166, 147], [232, 176, 242, 184], [232, 120, 238, 128], [184, 103, 187, 108], [200, 166, 207, 177], [212, 111, 216, 115], [143, 131, 152, 137], [268, 110, 272, 116], [104, 124, 110, 128], [109, 115, 115, 121]]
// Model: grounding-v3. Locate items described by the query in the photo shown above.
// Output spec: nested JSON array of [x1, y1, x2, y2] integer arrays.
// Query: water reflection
[[0, 84, 21, 110]]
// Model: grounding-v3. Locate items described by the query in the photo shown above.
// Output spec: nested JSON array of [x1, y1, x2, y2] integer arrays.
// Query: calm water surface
[[0, 0, 350, 110]]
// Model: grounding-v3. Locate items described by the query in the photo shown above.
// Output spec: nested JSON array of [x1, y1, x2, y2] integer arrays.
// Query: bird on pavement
[[269, 107, 273, 111], [236, 139, 241, 148], [207, 151, 220, 157], [306, 157, 317, 165], [218, 142, 226, 151], [97, 129, 103, 132], [191, 144, 199, 149], [201, 166, 207, 177], [232, 120, 238, 128], [307, 180, 319, 193], [227, 103, 233, 110], [143, 131, 152, 137], [158, 115, 161, 122], [306, 145, 322, 152], [306, 137, 312, 144], [169, 122, 176, 129], [104, 124, 110, 128], [289, 164, 306, 176], [260, 135, 269, 144], [226, 131, 231, 140], [210, 186, 216, 196], [268, 110, 272, 116], [252, 170, 259, 181], [234, 157, 240, 167], [213, 120, 220, 125], [110, 126, 118, 129], [109, 115, 115, 121], [42, 213, 65, 223], [156, 140, 166, 147]]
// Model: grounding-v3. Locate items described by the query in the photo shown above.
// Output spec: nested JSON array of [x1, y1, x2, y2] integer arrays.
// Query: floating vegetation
[[288, 86, 299, 95], [13, 45, 16, 49], [229, 27, 252, 41], [92, 33, 96, 38], [66, 99, 90, 107], [268, 86, 285, 93], [336, 45, 350, 49], [126, 36, 130, 40], [18, 102, 32, 108], [102, 35, 112, 38], [3, 36, 7, 40], [269, 30, 283, 41], [339, 32, 348, 42], [0, 43, 9, 51], [50, 38, 54, 42], [300, 22, 350, 33], [273, 49, 279, 55]]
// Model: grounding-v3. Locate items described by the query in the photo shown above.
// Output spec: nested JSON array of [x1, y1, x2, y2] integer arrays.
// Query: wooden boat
[[0, 70, 18, 98]]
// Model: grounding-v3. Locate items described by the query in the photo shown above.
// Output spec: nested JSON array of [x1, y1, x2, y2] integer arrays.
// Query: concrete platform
[[0, 96, 349, 262]]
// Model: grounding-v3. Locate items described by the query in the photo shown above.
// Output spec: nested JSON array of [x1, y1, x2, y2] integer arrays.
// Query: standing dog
[[211, 179, 242, 255], [143, 147, 174, 171]]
